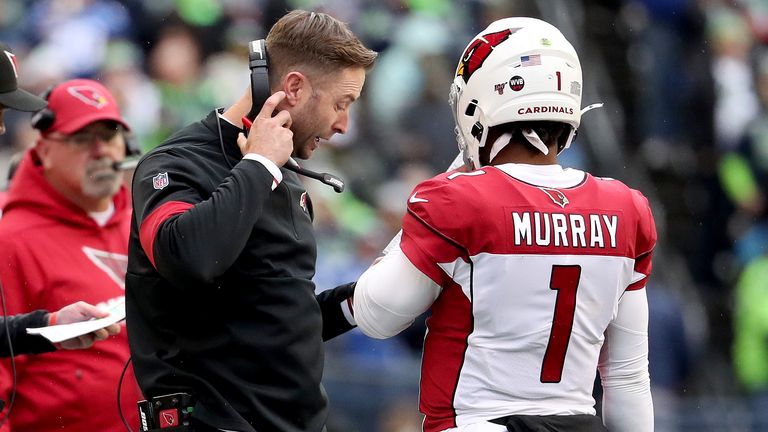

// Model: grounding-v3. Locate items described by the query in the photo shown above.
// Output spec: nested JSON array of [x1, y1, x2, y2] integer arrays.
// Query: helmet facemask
[[451, 76, 504, 170]]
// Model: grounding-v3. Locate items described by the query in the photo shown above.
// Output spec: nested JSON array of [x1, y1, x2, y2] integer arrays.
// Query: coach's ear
[[281, 71, 310, 107], [35, 137, 56, 170]]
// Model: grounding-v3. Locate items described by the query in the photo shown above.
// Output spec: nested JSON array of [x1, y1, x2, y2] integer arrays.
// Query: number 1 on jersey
[[540, 265, 581, 383]]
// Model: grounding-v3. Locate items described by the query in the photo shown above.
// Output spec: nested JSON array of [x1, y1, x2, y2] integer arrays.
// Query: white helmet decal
[[449, 17, 590, 169]]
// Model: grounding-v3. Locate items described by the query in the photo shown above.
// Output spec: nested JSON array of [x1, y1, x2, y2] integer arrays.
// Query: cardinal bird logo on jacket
[[456, 28, 518, 83], [299, 192, 308, 214]]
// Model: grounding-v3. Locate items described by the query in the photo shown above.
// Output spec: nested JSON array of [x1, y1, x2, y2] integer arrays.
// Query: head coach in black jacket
[[126, 9, 377, 432]]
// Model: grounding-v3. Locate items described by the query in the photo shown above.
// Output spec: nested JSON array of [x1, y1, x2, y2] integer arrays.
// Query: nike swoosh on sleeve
[[409, 193, 429, 204]]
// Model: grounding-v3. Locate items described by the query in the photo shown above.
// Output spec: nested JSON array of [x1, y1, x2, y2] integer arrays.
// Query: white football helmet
[[449, 17, 585, 169]]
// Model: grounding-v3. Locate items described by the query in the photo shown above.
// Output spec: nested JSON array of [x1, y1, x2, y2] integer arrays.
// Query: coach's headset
[[239, 39, 344, 193], [30, 85, 142, 159]]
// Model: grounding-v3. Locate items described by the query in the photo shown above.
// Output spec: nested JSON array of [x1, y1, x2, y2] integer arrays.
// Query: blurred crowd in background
[[2, 0, 768, 430]]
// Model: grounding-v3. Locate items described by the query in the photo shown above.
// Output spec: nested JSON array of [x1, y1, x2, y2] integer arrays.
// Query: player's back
[[400, 163, 655, 431]]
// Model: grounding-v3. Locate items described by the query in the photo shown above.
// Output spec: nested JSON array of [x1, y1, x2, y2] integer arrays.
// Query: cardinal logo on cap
[[3, 50, 18, 78], [67, 86, 108, 108]]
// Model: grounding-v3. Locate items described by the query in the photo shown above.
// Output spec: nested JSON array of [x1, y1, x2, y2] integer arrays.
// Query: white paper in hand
[[26, 298, 125, 344]]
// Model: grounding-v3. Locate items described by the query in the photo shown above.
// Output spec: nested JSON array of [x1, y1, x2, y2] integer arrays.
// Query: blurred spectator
[[101, 39, 162, 152], [732, 255, 768, 431], [395, 53, 458, 171], [719, 51, 768, 264], [0, 78, 140, 431], [367, 13, 452, 128], [20, 0, 133, 77], [647, 283, 692, 432], [145, 22, 216, 149], [708, 6, 759, 152]]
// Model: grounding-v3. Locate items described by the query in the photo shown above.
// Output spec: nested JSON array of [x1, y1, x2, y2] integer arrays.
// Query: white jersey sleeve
[[354, 248, 441, 339], [598, 288, 653, 432]]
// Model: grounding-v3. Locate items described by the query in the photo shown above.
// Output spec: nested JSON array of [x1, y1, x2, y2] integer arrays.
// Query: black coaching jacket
[[126, 110, 355, 432], [0, 310, 54, 357]]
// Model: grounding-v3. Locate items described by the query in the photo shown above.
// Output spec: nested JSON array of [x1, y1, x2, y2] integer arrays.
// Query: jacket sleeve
[[316, 282, 356, 341], [132, 151, 278, 286], [0, 311, 56, 357]]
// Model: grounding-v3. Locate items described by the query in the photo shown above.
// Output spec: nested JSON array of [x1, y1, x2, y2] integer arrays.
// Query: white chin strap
[[488, 128, 550, 162], [489, 132, 512, 162], [522, 128, 549, 155]]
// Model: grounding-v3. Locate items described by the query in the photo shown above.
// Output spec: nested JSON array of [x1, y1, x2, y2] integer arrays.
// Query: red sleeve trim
[[139, 201, 193, 268], [626, 278, 647, 291], [346, 297, 354, 317]]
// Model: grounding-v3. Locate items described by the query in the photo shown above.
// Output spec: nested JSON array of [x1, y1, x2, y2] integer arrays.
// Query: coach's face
[[288, 66, 365, 160], [37, 120, 126, 209]]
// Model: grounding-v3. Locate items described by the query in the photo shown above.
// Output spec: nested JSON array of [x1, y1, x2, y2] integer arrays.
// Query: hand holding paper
[[27, 300, 124, 349]]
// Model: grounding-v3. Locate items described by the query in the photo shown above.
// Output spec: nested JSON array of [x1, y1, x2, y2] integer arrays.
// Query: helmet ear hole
[[470, 122, 484, 141], [465, 99, 478, 116]]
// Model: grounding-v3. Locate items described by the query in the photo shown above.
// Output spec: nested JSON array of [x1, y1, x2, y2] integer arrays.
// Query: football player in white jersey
[[352, 17, 655, 432]]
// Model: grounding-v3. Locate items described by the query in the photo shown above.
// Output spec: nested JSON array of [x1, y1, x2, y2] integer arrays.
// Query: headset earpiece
[[247, 39, 270, 121], [30, 86, 55, 132]]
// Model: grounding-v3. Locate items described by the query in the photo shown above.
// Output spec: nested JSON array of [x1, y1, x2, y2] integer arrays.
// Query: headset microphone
[[244, 39, 345, 193], [284, 158, 345, 193], [112, 156, 140, 171]]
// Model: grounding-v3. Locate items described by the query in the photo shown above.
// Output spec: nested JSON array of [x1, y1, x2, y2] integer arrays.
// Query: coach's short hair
[[266, 10, 377, 85]]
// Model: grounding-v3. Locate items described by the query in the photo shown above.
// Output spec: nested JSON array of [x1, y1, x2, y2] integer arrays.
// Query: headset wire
[[118, 355, 134, 432], [0, 279, 17, 430]]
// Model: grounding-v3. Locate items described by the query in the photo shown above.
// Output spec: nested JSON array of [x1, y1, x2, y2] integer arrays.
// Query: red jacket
[[0, 150, 141, 431]]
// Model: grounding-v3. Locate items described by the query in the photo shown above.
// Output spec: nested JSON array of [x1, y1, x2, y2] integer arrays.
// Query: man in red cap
[[0, 45, 124, 360], [0, 78, 141, 431]]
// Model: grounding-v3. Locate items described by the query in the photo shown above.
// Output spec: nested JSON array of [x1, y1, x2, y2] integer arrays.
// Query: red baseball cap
[[45, 79, 130, 135]]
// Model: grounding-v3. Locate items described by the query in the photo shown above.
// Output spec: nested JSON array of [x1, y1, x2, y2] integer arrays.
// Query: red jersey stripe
[[420, 279, 472, 432]]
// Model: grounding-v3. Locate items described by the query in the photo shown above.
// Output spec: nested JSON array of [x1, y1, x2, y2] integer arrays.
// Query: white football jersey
[[399, 164, 656, 432]]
